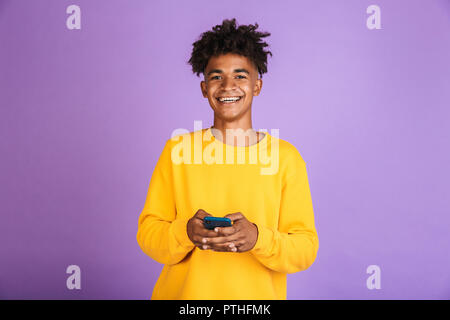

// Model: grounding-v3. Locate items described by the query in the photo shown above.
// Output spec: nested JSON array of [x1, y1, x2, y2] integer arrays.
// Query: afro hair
[[188, 18, 272, 79]]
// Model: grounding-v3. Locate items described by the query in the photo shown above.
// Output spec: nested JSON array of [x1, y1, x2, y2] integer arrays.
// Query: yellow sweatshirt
[[136, 127, 319, 300]]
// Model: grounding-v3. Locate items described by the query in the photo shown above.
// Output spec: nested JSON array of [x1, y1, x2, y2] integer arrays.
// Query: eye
[[236, 75, 246, 79], [211, 75, 221, 80]]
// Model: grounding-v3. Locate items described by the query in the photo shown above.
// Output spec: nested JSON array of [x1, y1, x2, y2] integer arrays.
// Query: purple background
[[1, 0, 449, 299]]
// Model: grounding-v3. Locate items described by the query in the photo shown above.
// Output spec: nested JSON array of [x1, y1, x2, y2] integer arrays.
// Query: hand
[[201, 212, 258, 253], [187, 209, 220, 250]]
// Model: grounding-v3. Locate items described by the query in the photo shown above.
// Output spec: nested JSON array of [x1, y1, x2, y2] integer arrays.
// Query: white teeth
[[218, 96, 241, 102]]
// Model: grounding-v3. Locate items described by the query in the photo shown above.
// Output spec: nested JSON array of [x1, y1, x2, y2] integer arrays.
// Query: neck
[[211, 117, 262, 147]]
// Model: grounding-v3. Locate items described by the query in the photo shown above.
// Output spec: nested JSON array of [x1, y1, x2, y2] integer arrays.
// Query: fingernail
[[203, 245, 208, 250], [231, 247, 237, 252], [214, 227, 219, 232], [229, 243, 235, 248], [202, 238, 207, 243]]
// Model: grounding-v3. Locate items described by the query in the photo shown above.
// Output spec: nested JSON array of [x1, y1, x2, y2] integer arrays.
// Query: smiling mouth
[[216, 96, 243, 104]]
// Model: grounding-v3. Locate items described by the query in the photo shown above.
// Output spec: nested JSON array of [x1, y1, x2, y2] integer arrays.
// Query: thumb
[[224, 212, 244, 222]]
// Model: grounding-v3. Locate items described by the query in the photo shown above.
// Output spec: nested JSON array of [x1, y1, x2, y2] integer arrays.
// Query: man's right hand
[[187, 209, 219, 250]]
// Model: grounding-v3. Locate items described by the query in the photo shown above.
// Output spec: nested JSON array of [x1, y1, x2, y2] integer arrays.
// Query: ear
[[200, 80, 208, 98], [253, 78, 263, 96]]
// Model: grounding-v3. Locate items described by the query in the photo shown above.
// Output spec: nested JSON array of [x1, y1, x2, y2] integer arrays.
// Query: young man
[[136, 18, 319, 300]]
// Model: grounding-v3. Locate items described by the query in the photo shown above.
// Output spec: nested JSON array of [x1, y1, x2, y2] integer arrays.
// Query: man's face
[[200, 53, 262, 122]]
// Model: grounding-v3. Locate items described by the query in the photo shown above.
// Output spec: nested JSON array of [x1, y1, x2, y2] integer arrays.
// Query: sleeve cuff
[[250, 223, 274, 256], [170, 218, 195, 249]]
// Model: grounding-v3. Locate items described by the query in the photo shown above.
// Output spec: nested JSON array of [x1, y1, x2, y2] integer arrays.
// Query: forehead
[[205, 53, 256, 73]]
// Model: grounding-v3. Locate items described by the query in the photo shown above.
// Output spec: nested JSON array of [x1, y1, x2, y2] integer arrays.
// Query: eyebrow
[[206, 68, 250, 76]]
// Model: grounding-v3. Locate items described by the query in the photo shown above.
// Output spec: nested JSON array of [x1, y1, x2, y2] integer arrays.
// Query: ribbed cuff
[[171, 218, 195, 249], [250, 223, 274, 256]]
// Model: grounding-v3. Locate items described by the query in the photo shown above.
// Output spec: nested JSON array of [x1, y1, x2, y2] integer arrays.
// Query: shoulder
[[166, 129, 197, 143], [266, 134, 308, 181], [160, 129, 205, 165], [164, 129, 203, 148], [269, 134, 306, 165]]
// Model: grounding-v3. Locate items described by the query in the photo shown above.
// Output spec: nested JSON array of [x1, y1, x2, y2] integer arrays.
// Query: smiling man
[[202, 54, 260, 127], [136, 18, 319, 300]]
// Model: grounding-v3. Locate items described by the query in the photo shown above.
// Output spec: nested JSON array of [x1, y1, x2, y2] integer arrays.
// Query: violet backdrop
[[0, 0, 449, 299]]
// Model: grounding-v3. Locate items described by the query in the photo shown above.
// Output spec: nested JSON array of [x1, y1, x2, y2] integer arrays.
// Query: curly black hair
[[188, 18, 272, 79]]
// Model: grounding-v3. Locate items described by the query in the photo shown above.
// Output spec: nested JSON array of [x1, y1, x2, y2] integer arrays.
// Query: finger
[[208, 239, 242, 252], [210, 241, 238, 252], [193, 233, 223, 246], [234, 239, 257, 252], [210, 246, 229, 252], [193, 237, 217, 250], [214, 225, 238, 236], [208, 242, 230, 252], [195, 226, 222, 238], [203, 233, 242, 245], [232, 239, 248, 248], [191, 233, 218, 246], [216, 238, 250, 252], [194, 209, 212, 220], [191, 234, 208, 246], [224, 212, 245, 222]]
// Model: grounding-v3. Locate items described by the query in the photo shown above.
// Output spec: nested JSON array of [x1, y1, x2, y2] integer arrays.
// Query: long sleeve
[[136, 139, 195, 265], [250, 152, 319, 274]]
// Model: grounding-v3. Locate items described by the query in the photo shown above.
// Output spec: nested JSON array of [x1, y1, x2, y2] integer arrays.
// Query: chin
[[214, 111, 246, 122], [209, 99, 251, 120]]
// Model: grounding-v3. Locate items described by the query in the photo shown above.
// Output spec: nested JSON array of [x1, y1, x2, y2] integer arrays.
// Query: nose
[[220, 76, 237, 90]]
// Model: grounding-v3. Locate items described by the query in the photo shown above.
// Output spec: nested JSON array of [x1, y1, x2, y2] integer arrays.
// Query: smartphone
[[203, 216, 232, 230]]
